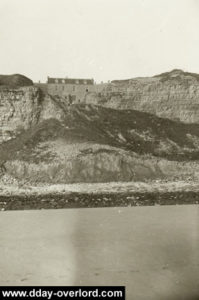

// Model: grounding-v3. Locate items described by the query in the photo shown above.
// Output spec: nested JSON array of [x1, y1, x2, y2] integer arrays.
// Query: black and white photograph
[[0, 0, 199, 299]]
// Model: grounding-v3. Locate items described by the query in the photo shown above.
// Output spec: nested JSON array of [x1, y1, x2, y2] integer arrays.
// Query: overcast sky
[[0, 0, 198, 83]]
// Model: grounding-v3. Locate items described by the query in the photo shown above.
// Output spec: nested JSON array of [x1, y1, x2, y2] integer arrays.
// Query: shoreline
[[1, 179, 199, 195], [0, 190, 199, 211], [1, 180, 199, 211]]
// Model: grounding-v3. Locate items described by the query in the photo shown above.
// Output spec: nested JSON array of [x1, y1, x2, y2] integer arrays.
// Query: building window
[[84, 80, 87, 84], [62, 79, 65, 84], [76, 80, 79, 84], [86, 88, 88, 92], [73, 86, 75, 91], [55, 79, 58, 83]]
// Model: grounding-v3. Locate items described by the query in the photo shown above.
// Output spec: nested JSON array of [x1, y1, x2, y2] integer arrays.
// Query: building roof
[[47, 77, 94, 85]]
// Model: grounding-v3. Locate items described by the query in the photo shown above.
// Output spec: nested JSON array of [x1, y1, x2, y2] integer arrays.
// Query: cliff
[[84, 69, 199, 123], [1, 71, 199, 184], [1, 104, 199, 184], [0, 86, 65, 143]]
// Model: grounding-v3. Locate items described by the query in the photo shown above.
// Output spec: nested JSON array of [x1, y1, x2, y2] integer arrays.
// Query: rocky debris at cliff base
[[0, 190, 199, 211], [1, 179, 199, 195]]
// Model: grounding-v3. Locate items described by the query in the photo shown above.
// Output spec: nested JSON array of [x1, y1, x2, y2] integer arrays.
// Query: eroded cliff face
[[0, 87, 65, 143], [1, 103, 199, 184], [3, 147, 163, 183], [84, 70, 199, 123], [2, 69, 197, 145], [4, 145, 199, 184], [1, 71, 199, 184]]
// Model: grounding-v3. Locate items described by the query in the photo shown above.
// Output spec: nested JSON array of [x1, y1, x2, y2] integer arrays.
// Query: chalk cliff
[[1, 71, 199, 184], [0, 86, 65, 143], [84, 69, 199, 123], [1, 104, 199, 183]]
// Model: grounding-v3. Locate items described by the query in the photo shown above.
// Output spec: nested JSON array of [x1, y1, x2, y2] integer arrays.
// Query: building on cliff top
[[35, 76, 111, 104], [47, 77, 94, 85], [45, 76, 95, 103]]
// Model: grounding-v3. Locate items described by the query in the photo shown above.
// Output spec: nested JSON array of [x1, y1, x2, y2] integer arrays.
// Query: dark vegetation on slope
[[1, 104, 199, 164], [111, 69, 199, 84], [0, 74, 33, 87], [154, 69, 199, 82]]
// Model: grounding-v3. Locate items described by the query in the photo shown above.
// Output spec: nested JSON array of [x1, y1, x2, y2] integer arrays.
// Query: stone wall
[[35, 82, 109, 104]]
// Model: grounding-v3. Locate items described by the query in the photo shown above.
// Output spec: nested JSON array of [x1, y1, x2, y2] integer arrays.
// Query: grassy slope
[[111, 69, 199, 84], [0, 74, 33, 87], [1, 104, 199, 164]]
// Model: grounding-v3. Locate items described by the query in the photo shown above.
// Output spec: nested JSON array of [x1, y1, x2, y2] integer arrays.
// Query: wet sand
[[0, 205, 199, 299]]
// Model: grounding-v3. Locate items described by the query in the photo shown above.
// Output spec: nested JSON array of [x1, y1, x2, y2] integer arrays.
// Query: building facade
[[35, 76, 115, 105], [46, 77, 95, 103]]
